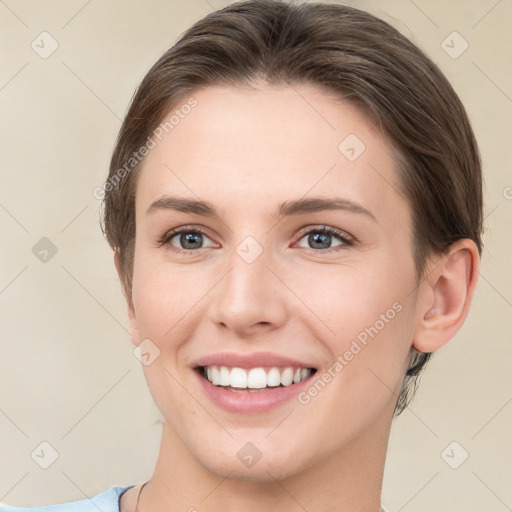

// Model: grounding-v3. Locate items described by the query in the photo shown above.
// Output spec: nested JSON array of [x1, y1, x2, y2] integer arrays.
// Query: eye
[[158, 225, 218, 255], [158, 224, 354, 256], [294, 225, 354, 253]]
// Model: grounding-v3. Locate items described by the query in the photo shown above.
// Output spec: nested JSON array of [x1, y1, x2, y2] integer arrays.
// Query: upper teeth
[[203, 366, 312, 388]]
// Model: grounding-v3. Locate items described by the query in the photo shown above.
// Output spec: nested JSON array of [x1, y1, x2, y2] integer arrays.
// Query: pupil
[[310, 232, 330, 249], [181, 232, 202, 249]]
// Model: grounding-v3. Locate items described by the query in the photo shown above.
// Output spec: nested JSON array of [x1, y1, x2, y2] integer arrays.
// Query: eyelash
[[158, 224, 355, 256]]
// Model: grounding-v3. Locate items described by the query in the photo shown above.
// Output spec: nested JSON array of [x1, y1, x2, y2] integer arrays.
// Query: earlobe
[[113, 249, 140, 347], [413, 239, 480, 353]]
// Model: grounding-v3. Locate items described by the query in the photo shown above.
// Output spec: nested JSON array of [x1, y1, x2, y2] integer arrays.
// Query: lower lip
[[193, 368, 317, 414]]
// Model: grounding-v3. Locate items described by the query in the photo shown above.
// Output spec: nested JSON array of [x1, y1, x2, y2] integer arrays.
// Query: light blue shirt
[[0, 485, 134, 511]]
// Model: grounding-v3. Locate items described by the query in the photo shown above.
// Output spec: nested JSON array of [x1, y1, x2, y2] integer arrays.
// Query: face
[[124, 82, 424, 482]]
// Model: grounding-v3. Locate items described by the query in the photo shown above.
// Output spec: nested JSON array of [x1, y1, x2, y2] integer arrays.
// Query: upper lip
[[192, 351, 317, 370]]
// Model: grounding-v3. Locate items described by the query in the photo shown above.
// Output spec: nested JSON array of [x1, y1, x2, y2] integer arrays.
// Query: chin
[[193, 437, 312, 483], [201, 455, 301, 483]]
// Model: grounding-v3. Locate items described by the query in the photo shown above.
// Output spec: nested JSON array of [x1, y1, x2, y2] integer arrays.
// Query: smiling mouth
[[194, 365, 317, 392]]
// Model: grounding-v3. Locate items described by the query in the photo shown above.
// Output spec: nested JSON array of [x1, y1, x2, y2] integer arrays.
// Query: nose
[[208, 244, 288, 338]]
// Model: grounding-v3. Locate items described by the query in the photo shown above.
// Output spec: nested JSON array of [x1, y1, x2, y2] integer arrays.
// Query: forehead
[[135, 83, 407, 223]]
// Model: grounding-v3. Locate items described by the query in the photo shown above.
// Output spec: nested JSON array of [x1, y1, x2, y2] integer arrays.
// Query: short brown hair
[[101, 0, 483, 416]]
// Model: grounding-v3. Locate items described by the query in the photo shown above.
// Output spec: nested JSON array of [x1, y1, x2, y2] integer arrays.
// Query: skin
[[116, 82, 479, 512]]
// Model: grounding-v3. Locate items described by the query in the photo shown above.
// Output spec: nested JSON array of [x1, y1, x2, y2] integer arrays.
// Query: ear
[[114, 249, 140, 347], [413, 239, 480, 353]]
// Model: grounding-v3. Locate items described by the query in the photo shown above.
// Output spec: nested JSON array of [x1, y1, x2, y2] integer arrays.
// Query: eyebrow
[[146, 195, 377, 223]]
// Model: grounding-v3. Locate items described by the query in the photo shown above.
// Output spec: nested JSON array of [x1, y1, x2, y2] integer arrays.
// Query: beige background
[[1, 1, 511, 510]]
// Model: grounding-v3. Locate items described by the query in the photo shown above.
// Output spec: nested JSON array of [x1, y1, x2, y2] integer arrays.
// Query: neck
[[140, 411, 392, 512]]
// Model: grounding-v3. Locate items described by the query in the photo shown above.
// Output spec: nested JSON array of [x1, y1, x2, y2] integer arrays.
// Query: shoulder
[[0, 485, 135, 512]]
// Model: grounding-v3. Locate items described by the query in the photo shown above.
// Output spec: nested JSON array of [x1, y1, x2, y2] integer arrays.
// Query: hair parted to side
[[101, 0, 483, 416]]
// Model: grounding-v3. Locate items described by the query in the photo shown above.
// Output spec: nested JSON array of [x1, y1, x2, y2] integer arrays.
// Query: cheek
[[294, 255, 415, 392], [131, 252, 195, 343], [298, 299, 414, 436], [131, 259, 201, 416], [297, 255, 411, 339]]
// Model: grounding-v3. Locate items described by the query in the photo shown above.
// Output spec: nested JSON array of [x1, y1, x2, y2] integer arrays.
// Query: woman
[[1, 0, 482, 510]]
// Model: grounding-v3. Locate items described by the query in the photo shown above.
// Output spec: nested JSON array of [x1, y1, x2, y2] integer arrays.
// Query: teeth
[[219, 366, 231, 386], [281, 367, 294, 386], [267, 367, 281, 387], [202, 366, 313, 389], [230, 367, 247, 388], [247, 367, 267, 388]]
